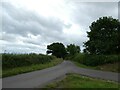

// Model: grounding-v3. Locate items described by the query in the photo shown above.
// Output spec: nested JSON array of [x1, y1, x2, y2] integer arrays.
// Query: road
[[2, 60, 119, 88]]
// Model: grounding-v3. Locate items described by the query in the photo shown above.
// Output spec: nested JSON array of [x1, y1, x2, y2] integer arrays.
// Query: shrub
[[72, 53, 85, 63], [72, 53, 119, 66], [2, 53, 56, 70]]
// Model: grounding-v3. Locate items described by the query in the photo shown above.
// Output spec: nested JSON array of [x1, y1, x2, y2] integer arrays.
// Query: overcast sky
[[1, 0, 119, 54]]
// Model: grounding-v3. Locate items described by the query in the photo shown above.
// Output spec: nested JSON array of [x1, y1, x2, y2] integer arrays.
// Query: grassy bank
[[46, 73, 119, 88], [95, 62, 119, 73], [73, 61, 120, 73], [69, 53, 119, 73], [2, 58, 63, 78]]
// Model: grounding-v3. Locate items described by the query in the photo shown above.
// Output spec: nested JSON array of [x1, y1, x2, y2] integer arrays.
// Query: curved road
[[2, 60, 119, 88]]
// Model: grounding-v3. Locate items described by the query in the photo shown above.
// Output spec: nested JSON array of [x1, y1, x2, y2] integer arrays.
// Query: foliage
[[66, 44, 80, 56], [65, 44, 80, 60], [72, 53, 119, 66], [82, 54, 119, 66], [3, 58, 63, 77], [47, 42, 67, 58], [2, 53, 56, 70], [72, 53, 85, 63], [84, 16, 120, 55]]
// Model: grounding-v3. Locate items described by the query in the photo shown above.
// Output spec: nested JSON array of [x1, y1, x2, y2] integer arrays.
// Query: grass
[[73, 61, 96, 69], [2, 58, 63, 78], [96, 62, 120, 73], [46, 73, 120, 88], [73, 61, 120, 73]]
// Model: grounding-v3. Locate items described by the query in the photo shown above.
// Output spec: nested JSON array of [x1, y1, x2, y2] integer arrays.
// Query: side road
[[2, 60, 119, 88]]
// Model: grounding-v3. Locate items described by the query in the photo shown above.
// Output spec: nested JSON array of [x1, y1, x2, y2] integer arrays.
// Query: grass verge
[[95, 62, 119, 73], [73, 61, 96, 69], [2, 58, 63, 78], [46, 73, 120, 88], [73, 61, 120, 73]]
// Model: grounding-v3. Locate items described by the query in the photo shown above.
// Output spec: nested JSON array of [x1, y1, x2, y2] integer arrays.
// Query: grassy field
[[46, 73, 119, 88], [73, 61, 120, 73], [2, 58, 63, 77]]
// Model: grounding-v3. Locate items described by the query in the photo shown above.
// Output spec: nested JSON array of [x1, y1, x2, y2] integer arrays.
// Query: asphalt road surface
[[2, 60, 119, 88]]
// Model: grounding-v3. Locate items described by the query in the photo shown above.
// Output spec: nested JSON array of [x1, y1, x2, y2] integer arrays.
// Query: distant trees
[[47, 42, 67, 58], [84, 16, 120, 55], [47, 43, 81, 58], [66, 44, 80, 55]]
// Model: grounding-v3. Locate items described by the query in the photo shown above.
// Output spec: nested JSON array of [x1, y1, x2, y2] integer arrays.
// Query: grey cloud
[[1, 40, 46, 53], [2, 2, 68, 53], [1, 1, 118, 54], [63, 33, 88, 47], [71, 2, 118, 27], [2, 2, 65, 37], [2, 32, 18, 42], [2, 1, 69, 53]]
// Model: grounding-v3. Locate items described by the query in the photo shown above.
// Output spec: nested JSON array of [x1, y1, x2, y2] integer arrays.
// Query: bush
[[82, 55, 104, 66], [72, 53, 85, 63], [2, 53, 56, 70], [72, 53, 119, 66]]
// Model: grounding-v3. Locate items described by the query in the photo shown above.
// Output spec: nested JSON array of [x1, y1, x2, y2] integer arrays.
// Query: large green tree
[[66, 44, 80, 55], [84, 16, 120, 55], [46, 42, 67, 58]]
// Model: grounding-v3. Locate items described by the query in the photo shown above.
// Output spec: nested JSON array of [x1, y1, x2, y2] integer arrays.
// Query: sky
[[1, 0, 119, 54]]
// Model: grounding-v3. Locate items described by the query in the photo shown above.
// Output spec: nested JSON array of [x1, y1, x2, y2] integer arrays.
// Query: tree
[[84, 16, 120, 55], [46, 42, 67, 58], [66, 44, 80, 55]]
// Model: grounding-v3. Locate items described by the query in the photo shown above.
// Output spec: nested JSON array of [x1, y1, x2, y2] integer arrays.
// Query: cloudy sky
[[1, 0, 119, 54]]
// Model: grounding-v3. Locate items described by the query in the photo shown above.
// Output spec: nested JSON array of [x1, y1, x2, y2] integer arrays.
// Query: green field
[[46, 73, 119, 88]]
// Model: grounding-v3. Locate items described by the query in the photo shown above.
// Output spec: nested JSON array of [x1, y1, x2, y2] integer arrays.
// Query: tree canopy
[[66, 44, 80, 55], [46, 42, 67, 58], [84, 16, 120, 55]]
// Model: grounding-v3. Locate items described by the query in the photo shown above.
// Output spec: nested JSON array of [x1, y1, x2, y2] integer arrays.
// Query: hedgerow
[[2, 53, 56, 70]]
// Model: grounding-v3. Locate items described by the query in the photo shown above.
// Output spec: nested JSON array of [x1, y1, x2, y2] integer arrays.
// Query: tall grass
[[72, 53, 119, 66], [2, 53, 56, 70]]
